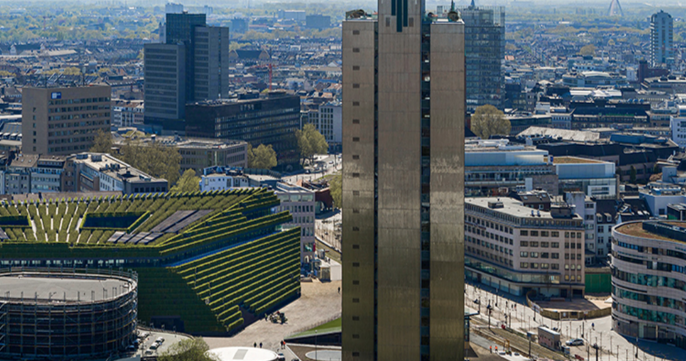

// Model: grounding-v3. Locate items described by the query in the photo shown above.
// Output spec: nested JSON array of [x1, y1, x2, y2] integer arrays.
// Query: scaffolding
[[0, 268, 138, 360]]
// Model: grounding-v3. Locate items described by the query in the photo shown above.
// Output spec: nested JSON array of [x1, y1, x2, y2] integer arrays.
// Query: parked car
[[149, 343, 159, 350], [156, 337, 165, 344], [566, 338, 584, 346], [277, 353, 286, 361]]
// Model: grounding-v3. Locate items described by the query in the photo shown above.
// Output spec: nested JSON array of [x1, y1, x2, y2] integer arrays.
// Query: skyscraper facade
[[457, 2, 505, 111], [144, 13, 229, 130], [143, 43, 186, 122], [165, 13, 206, 100], [650, 10, 673, 67], [342, 1, 466, 360]]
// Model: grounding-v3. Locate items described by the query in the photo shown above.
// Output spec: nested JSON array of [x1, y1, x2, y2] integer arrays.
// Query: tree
[[296, 123, 328, 165], [470, 105, 511, 139], [630, 165, 637, 184], [248, 144, 277, 170], [329, 173, 342, 209], [119, 141, 182, 185], [579, 44, 596, 56], [90, 129, 113, 153], [158, 337, 218, 361], [171, 169, 200, 193]]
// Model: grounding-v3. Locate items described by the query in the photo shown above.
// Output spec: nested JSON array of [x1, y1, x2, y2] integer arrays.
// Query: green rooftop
[[0, 189, 301, 334]]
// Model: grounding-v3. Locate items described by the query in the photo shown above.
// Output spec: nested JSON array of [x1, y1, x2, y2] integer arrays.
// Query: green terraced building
[[0, 188, 301, 335]]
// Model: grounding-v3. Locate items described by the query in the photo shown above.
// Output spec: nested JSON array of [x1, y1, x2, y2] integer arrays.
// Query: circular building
[[0, 269, 138, 360], [612, 221, 686, 348], [208, 347, 279, 361]]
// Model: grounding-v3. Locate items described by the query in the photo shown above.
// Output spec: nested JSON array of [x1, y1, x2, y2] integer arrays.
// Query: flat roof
[[614, 221, 686, 242], [553, 156, 603, 164], [208, 347, 278, 361], [466, 197, 578, 221], [0, 274, 134, 303]]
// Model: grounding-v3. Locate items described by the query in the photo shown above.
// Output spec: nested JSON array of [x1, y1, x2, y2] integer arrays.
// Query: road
[[466, 282, 682, 361], [283, 154, 341, 185]]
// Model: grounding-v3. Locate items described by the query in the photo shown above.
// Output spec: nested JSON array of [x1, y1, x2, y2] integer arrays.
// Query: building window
[[353, 84, 360, 88], [353, 137, 360, 142], [352, 173, 360, 178], [352, 48, 360, 53], [353, 155, 360, 160], [353, 119, 360, 124], [353, 30, 360, 35], [352, 298, 360, 303], [353, 66, 360, 70]]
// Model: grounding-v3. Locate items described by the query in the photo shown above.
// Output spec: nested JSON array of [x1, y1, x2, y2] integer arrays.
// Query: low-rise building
[[465, 139, 557, 197], [465, 197, 585, 297], [112, 100, 144, 128], [611, 221, 686, 348], [64, 153, 168, 195], [670, 105, 686, 148], [553, 156, 617, 197], [30, 156, 66, 194], [199, 167, 250, 191], [185, 93, 301, 167], [5, 153, 37, 195]]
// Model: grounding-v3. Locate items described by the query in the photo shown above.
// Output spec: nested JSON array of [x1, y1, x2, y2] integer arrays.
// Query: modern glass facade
[[457, 4, 505, 111], [611, 221, 686, 349]]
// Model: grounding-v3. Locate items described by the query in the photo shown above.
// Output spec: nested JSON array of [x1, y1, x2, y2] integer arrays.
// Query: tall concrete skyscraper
[[650, 10, 674, 67], [144, 13, 229, 131], [457, 1, 505, 111], [342, 1, 466, 360]]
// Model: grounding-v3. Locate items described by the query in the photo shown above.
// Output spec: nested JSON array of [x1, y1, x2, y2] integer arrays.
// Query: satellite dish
[[448, 10, 460, 22]]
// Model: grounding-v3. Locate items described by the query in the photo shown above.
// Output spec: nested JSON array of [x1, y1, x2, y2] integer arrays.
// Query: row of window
[[520, 241, 560, 248], [48, 97, 110, 106], [521, 230, 582, 238]]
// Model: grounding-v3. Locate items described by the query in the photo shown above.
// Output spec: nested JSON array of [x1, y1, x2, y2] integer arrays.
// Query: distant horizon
[[0, 0, 682, 8]]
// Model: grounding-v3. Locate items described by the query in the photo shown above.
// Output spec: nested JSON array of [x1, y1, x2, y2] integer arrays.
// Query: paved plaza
[[466, 281, 683, 361], [205, 279, 342, 354]]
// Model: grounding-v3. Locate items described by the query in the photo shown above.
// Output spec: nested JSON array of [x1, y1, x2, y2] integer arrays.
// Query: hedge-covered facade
[[0, 189, 301, 334]]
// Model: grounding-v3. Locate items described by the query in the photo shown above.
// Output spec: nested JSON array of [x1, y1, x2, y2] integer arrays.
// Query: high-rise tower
[[144, 13, 229, 131], [342, 1, 466, 359], [650, 10, 674, 67], [457, 1, 505, 111]]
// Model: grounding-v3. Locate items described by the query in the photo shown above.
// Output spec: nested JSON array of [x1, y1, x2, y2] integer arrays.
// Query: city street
[[282, 154, 341, 185], [465, 282, 682, 361]]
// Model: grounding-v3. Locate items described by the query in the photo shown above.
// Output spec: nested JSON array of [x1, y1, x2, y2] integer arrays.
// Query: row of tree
[[248, 123, 329, 170], [91, 123, 330, 190]]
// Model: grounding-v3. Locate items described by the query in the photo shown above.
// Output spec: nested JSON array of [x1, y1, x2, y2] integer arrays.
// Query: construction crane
[[249, 63, 273, 91]]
